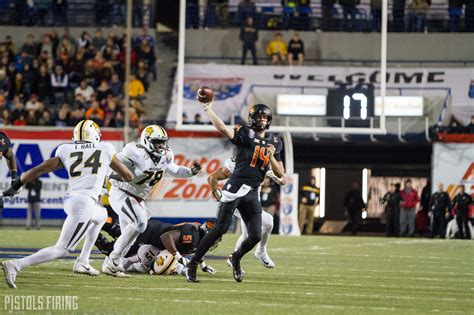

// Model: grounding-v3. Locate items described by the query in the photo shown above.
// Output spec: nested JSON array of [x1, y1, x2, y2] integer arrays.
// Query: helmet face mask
[[248, 104, 272, 132], [150, 138, 168, 156], [141, 125, 169, 158]]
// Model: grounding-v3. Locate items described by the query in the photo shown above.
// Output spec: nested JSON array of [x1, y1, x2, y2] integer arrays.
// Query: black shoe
[[230, 253, 243, 283], [185, 263, 199, 283]]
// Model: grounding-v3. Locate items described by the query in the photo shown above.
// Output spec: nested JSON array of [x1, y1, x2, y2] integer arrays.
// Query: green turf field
[[0, 228, 473, 314]]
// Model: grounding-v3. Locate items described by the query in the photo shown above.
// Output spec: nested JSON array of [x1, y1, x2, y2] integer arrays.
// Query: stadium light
[[319, 167, 326, 218]]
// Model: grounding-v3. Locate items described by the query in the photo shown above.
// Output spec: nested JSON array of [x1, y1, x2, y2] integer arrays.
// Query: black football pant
[[456, 212, 471, 239], [430, 213, 446, 238], [190, 188, 262, 265], [386, 209, 400, 237], [348, 209, 360, 235]]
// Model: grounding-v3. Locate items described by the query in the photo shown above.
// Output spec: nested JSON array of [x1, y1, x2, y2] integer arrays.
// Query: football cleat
[[226, 255, 245, 273], [255, 251, 275, 268], [230, 253, 244, 283], [73, 259, 100, 276], [1, 260, 19, 289], [185, 264, 199, 283], [102, 257, 130, 278]]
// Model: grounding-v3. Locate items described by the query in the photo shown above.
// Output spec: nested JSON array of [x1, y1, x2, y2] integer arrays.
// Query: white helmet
[[140, 125, 169, 158], [73, 120, 101, 143]]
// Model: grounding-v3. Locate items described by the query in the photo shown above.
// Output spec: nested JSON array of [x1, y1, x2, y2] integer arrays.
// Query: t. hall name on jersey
[[75, 143, 96, 150]]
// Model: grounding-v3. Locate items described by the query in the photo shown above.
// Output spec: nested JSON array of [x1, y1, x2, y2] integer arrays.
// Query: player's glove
[[190, 161, 201, 176], [175, 252, 190, 266], [200, 261, 216, 275], [2, 179, 24, 197], [212, 189, 222, 202]]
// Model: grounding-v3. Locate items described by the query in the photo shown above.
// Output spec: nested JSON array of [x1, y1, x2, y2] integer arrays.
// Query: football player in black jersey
[[0, 131, 19, 210], [185, 100, 285, 283], [96, 219, 218, 275]]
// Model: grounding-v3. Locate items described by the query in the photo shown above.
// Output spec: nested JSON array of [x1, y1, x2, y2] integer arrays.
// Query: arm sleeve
[[223, 157, 236, 173], [273, 137, 283, 162], [230, 125, 252, 147], [165, 150, 194, 178]]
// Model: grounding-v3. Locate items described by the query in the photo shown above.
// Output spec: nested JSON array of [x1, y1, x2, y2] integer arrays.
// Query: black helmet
[[248, 104, 272, 132]]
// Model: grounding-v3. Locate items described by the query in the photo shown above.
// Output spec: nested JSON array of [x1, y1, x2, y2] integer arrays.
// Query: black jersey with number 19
[[228, 125, 282, 188]]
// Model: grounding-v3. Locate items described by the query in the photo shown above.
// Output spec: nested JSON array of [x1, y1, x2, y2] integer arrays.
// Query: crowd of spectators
[[187, 0, 474, 33], [0, 27, 156, 128]]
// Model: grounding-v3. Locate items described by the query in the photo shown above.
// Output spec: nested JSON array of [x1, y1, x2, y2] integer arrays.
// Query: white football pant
[[234, 210, 274, 254], [108, 185, 149, 262], [15, 194, 107, 271]]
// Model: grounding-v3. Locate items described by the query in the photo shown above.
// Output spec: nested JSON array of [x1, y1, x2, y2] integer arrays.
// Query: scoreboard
[[326, 84, 375, 127]]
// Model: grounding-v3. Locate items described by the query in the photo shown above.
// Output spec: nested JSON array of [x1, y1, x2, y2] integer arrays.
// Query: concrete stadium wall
[[185, 29, 474, 62], [0, 26, 146, 48]]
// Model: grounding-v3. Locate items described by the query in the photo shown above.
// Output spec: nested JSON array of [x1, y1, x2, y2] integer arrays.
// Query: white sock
[[234, 218, 248, 252], [110, 224, 140, 260], [257, 212, 274, 253], [78, 222, 104, 263], [16, 246, 68, 271]]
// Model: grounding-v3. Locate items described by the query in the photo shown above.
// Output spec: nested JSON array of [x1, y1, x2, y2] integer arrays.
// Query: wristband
[[212, 189, 222, 201]]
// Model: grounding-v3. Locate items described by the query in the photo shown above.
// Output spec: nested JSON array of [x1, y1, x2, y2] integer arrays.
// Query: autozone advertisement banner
[[169, 64, 474, 125], [0, 128, 123, 219], [279, 174, 300, 236], [432, 143, 474, 201], [145, 135, 234, 220]]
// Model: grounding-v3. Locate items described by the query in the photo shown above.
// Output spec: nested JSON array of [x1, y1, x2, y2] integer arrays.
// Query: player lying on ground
[[95, 219, 218, 275], [102, 125, 202, 277], [208, 155, 285, 268], [185, 95, 285, 283], [1, 120, 133, 289]]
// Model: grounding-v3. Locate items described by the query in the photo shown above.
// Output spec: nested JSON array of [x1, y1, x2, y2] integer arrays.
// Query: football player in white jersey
[[208, 155, 285, 269], [102, 125, 202, 277], [0, 120, 133, 289]]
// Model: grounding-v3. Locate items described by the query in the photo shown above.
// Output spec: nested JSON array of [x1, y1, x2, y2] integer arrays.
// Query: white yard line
[[40, 284, 474, 303], [84, 296, 466, 313]]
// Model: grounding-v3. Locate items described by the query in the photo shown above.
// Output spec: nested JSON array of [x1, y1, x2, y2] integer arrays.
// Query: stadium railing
[[185, 2, 472, 32]]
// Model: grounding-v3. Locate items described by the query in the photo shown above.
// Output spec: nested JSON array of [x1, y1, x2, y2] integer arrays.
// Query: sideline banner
[[0, 128, 123, 219], [279, 174, 300, 236], [432, 142, 474, 200], [169, 64, 474, 125]]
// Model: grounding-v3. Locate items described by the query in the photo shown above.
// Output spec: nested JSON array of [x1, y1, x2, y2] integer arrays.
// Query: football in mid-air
[[197, 86, 214, 103]]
